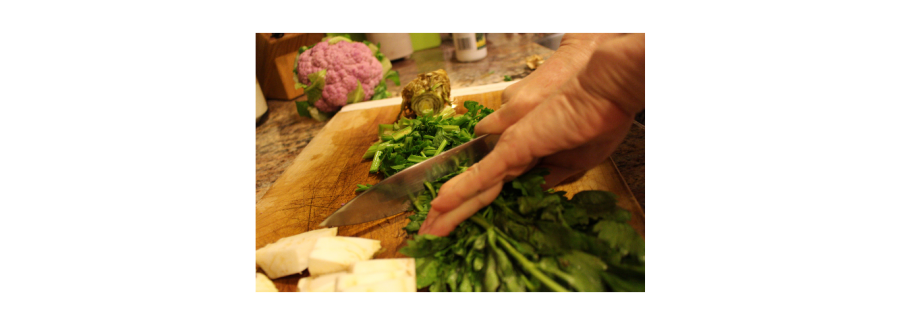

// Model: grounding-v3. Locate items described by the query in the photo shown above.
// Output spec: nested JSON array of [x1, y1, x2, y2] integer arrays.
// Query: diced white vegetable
[[256, 273, 278, 292], [350, 258, 415, 277], [337, 269, 409, 292], [297, 278, 309, 292], [255, 228, 337, 279], [340, 276, 417, 292], [307, 237, 382, 276], [297, 272, 347, 292]]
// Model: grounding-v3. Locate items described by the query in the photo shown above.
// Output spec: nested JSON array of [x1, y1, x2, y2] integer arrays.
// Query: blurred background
[[256, 33, 559, 102]]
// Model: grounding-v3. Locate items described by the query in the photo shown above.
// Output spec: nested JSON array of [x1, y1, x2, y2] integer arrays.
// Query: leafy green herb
[[358, 101, 494, 177], [359, 100, 645, 292], [398, 167, 645, 292], [504, 75, 512, 81], [355, 184, 372, 193]]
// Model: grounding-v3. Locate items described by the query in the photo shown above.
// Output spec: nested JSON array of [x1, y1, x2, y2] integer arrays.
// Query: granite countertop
[[256, 33, 644, 210]]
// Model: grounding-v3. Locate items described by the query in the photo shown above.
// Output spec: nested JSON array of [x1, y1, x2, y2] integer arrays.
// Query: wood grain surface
[[255, 33, 324, 100], [255, 84, 645, 292]]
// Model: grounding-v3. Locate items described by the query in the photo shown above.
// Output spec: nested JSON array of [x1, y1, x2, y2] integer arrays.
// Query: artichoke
[[400, 69, 453, 118]]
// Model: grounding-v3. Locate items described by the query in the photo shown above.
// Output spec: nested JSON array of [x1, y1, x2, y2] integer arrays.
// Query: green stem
[[469, 216, 569, 292], [492, 201, 529, 223], [494, 227, 524, 253], [369, 151, 384, 173], [433, 139, 448, 156], [362, 142, 381, 159], [469, 216, 491, 228], [538, 262, 578, 287], [424, 181, 436, 199], [494, 235, 569, 292]]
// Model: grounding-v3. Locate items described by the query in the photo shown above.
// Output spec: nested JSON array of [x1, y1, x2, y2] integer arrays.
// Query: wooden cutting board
[[255, 82, 645, 292]]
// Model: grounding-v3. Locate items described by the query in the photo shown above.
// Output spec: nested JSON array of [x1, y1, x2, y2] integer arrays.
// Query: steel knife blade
[[319, 134, 500, 227]]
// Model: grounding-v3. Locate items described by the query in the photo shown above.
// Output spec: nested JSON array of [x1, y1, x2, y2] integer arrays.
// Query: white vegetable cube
[[307, 237, 382, 276], [340, 276, 417, 292], [256, 273, 278, 292], [256, 228, 338, 279], [336, 269, 409, 292], [297, 272, 347, 292], [350, 258, 415, 277]]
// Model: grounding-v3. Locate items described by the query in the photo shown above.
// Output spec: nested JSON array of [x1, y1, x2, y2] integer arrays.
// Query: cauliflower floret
[[295, 41, 383, 113]]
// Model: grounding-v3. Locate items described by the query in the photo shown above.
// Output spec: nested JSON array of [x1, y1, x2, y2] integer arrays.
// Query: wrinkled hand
[[501, 33, 624, 109], [418, 33, 645, 236]]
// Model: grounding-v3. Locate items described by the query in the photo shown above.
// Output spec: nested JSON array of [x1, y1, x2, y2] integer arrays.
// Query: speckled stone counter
[[256, 33, 644, 210]]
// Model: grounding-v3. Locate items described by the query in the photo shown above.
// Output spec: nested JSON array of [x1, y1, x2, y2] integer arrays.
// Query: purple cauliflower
[[294, 40, 383, 112]]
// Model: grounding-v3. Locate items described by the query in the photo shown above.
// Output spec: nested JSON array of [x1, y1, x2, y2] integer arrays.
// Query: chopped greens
[[360, 101, 494, 177]]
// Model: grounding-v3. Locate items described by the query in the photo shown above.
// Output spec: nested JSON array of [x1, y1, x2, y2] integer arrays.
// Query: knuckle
[[476, 183, 501, 206]]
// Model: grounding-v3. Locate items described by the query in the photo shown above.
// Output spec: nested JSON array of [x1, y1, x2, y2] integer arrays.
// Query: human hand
[[418, 33, 645, 236], [500, 33, 625, 112]]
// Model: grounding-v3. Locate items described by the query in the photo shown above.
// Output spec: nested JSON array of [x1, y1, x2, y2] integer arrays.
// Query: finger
[[435, 50, 640, 218], [428, 155, 507, 214], [419, 210, 436, 234], [474, 101, 532, 136], [539, 165, 583, 190], [429, 134, 535, 214], [419, 181, 503, 236], [504, 159, 539, 182], [501, 79, 525, 104]]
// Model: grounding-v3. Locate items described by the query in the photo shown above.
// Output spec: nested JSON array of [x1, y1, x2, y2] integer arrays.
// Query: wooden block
[[256, 33, 324, 100]]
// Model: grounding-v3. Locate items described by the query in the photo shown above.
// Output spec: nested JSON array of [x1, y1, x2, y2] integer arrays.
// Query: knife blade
[[320, 134, 500, 227]]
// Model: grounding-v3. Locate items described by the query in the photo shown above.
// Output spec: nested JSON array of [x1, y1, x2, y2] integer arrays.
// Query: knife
[[320, 134, 500, 227]]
